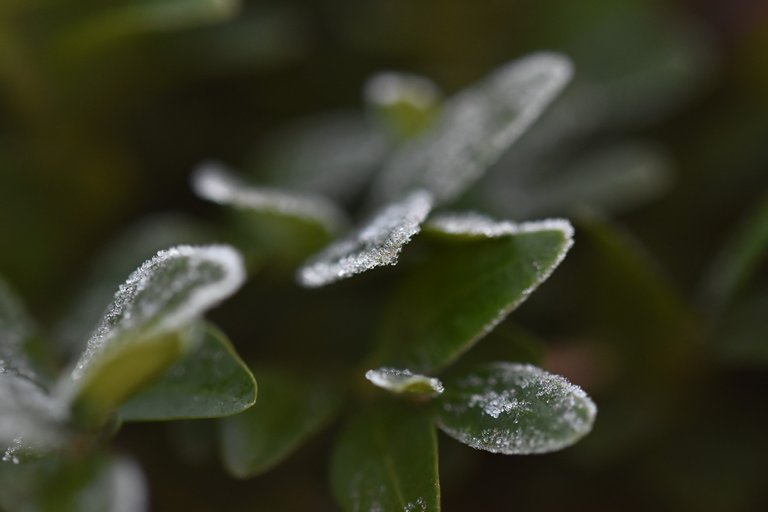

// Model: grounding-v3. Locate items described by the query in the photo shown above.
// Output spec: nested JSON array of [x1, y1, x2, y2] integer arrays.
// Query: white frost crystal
[[60, 245, 245, 393], [436, 363, 596, 454], [375, 52, 573, 203], [192, 161, 348, 234], [297, 190, 433, 287], [427, 213, 574, 240], [365, 367, 444, 395]]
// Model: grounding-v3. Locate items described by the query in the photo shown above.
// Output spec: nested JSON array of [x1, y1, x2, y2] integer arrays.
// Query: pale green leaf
[[364, 72, 442, 139]]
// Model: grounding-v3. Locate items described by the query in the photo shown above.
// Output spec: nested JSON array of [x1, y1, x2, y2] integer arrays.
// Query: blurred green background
[[1, 0, 767, 510]]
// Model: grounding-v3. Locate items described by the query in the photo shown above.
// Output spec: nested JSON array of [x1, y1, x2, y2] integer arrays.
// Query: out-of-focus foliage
[[1, 0, 767, 510]]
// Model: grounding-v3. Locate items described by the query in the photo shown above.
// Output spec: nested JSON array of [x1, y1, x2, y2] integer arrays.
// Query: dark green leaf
[[119, 324, 256, 421], [435, 362, 596, 454], [376, 214, 573, 372], [59, 245, 245, 426], [331, 404, 439, 512], [219, 368, 343, 478]]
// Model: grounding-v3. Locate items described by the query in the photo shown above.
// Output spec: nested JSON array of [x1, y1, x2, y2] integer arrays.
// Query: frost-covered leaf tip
[[297, 190, 433, 287], [192, 161, 348, 235], [365, 367, 444, 396]]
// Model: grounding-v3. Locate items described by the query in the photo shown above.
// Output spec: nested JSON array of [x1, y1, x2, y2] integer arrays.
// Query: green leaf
[[297, 190, 433, 287], [374, 52, 573, 203], [435, 362, 596, 454], [364, 72, 442, 139], [702, 194, 768, 311], [119, 324, 256, 421], [365, 367, 444, 396], [58, 245, 245, 426], [219, 368, 343, 478], [330, 404, 439, 512], [0, 278, 68, 460], [376, 214, 573, 372]]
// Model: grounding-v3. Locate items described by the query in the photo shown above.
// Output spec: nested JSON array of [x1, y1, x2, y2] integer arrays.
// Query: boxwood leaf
[[297, 190, 433, 287], [376, 214, 573, 372], [375, 52, 573, 203], [1, 278, 68, 460], [434, 362, 596, 454], [219, 368, 343, 478], [330, 404, 439, 512], [119, 324, 256, 421], [365, 367, 444, 396], [58, 245, 245, 425]]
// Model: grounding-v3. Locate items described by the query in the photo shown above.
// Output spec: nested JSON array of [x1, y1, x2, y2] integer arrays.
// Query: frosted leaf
[[427, 213, 574, 241], [192, 161, 348, 234], [0, 278, 37, 382], [55, 214, 211, 357], [365, 367, 444, 396], [253, 113, 390, 202], [375, 52, 573, 203], [59, 245, 245, 399], [435, 363, 596, 454], [0, 375, 68, 461], [297, 190, 433, 287]]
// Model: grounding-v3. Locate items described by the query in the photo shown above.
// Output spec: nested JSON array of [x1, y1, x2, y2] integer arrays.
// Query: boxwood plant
[[0, 52, 598, 510]]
